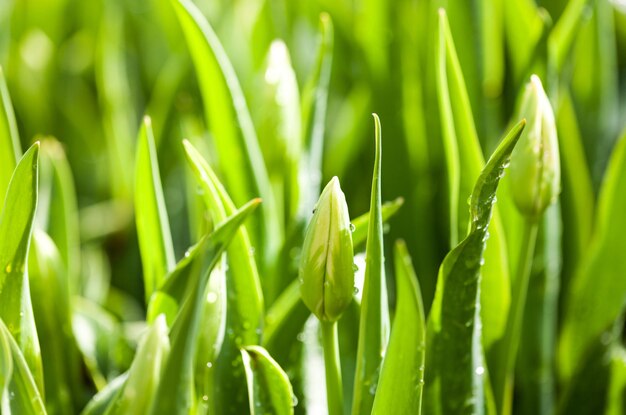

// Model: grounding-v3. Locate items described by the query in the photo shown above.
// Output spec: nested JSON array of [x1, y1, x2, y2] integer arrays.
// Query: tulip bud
[[510, 75, 561, 220], [299, 177, 354, 322]]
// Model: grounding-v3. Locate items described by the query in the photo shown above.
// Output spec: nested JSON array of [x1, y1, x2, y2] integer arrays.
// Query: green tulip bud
[[510, 74, 561, 220], [299, 177, 354, 322]]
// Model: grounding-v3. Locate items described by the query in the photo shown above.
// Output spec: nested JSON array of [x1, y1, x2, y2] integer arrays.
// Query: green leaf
[[135, 116, 175, 303], [560, 128, 626, 380], [424, 120, 525, 415], [29, 230, 86, 414], [548, 0, 593, 74], [371, 240, 425, 415], [436, 8, 512, 374], [149, 199, 261, 415], [299, 13, 333, 217], [0, 143, 43, 394], [80, 374, 128, 415], [0, 319, 13, 403], [183, 140, 264, 413], [241, 346, 294, 415], [352, 114, 389, 415], [0, 66, 21, 205], [39, 139, 81, 296], [96, 1, 136, 200], [171, 0, 280, 269], [0, 319, 46, 415], [106, 315, 170, 415]]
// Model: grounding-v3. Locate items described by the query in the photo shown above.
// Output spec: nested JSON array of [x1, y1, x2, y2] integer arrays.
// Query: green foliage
[[0, 0, 624, 413]]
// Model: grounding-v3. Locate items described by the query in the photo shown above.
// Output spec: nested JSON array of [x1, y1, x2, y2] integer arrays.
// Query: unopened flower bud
[[299, 177, 354, 322], [510, 75, 561, 220]]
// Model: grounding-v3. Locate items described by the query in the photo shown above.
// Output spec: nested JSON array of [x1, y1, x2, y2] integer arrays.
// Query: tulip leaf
[[352, 114, 389, 415], [29, 230, 86, 414], [149, 199, 261, 415], [0, 143, 44, 394], [0, 319, 13, 405], [171, 0, 280, 268], [80, 374, 128, 415], [436, 9, 512, 366], [39, 139, 81, 296], [560, 128, 626, 379], [424, 120, 525, 415], [105, 315, 170, 414], [135, 116, 175, 304], [0, 66, 21, 206], [241, 346, 294, 415], [371, 240, 425, 414], [0, 319, 46, 415]]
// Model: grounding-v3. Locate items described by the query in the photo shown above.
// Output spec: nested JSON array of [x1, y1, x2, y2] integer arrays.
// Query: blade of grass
[[241, 346, 294, 415], [0, 319, 46, 414], [371, 240, 425, 414], [183, 140, 264, 413], [149, 199, 261, 415], [29, 230, 87, 414], [171, 0, 280, 270], [351, 114, 389, 415], [560, 127, 626, 380], [39, 139, 81, 297], [299, 14, 333, 217], [0, 143, 43, 394], [437, 8, 512, 377], [424, 120, 525, 415], [0, 66, 21, 205], [135, 116, 175, 304]]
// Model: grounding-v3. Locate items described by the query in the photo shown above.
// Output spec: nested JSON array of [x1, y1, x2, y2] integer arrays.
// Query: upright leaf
[[0, 66, 21, 204], [424, 121, 525, 415], [149, 199, 261, 415], [171, 0, 280, 268], [0, 320, 12, 404], [241, 346, 294, 415], [560, 128, 626, 379], [0, 319, 46, 415], [135, 116, 175, 303], [183, 140, 264, 413], [352, 114, 389, 415], [371, 240, 425, 415], [0, 143, 43, 394], [436, 9, 511, 367]]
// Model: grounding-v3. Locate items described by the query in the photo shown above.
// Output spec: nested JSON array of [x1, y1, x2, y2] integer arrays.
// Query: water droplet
[[206, 292, 218, 303], [479, 258, 485, 266], [291, 394, 299, 407], [475, 366, 485, 375], [4, 264, 11, 273], [249, 247, 255, 256], [349, 223, 356, 232], [296, 332, 305, 342], [206, 362, 213, 368], [353, 286, 359, 295], [352, 263, 359, 273], [202, 395, 209, 402], [298, 277, 304, 285], [467, 195, 472, 206], [184, 250, 191, 258], [312, 208, 317, 214], [323, 281, 330, 287]]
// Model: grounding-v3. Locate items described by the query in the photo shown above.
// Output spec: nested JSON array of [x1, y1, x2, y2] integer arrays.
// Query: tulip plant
[[0, 0, 625, 414]]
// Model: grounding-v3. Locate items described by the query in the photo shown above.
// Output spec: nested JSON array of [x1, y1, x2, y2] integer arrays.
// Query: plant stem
[[498, 219, 539, 415], [321, 321, 343, 415]]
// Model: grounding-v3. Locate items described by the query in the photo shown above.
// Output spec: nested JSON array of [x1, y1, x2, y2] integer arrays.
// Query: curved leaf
[[436, 9, 512, 363], [149, 199, 261, 415], [241, 346, 294, 415], [0, 143, 43, 394], [171, 0, 280, 268], [0, 319, 46, 415], [371, 240, 425, 415], [0, 66, 21, 205], [424, 120, 525, 415]]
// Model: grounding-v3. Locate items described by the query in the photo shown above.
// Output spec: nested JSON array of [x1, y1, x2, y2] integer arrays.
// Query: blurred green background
[[0, 0, 625, 315]]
